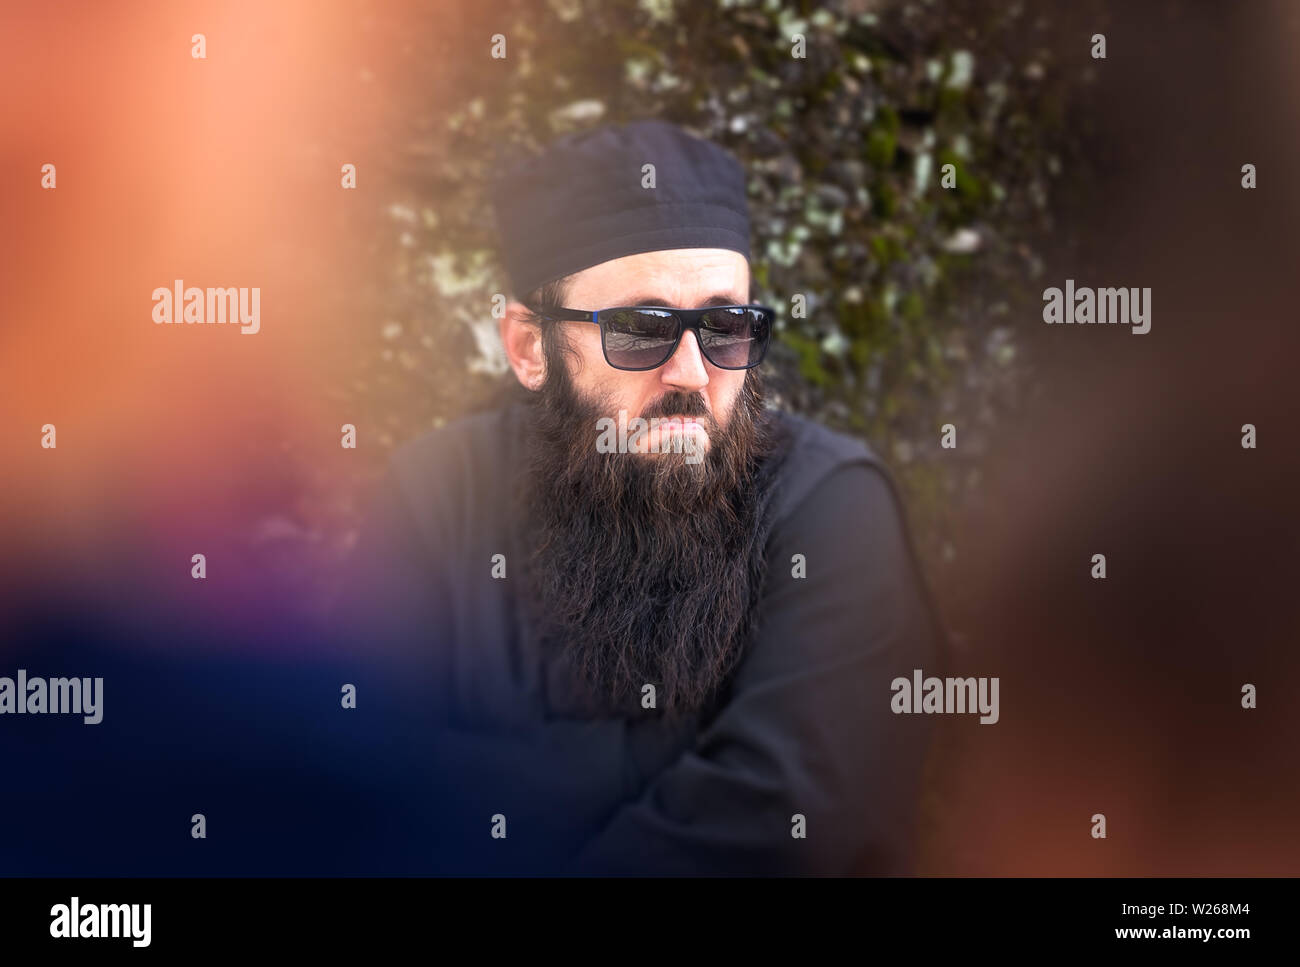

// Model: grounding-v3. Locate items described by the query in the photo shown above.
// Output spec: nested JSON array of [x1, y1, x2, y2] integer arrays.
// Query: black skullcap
[[488, 119, 752, 299]]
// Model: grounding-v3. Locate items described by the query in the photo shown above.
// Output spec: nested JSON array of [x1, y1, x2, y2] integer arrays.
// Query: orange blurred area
[[0, 0, 427, 555]]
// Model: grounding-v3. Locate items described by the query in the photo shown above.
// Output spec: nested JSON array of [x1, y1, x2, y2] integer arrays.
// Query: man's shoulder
[[388, 405, 514, 483], [765, 408, 891, 524], [380, 403, 520, 547], [770, 408, 880, 465]]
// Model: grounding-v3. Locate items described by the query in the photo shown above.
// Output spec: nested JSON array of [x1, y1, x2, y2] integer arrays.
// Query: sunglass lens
[[602, 308, 679, 369], [699, 307, 770, 369]]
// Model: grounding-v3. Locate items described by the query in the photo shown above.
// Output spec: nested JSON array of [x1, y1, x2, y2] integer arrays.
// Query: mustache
[[638, 390, 712, 422]]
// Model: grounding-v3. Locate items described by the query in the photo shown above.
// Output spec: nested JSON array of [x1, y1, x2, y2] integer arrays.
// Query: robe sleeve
[[565, 462, 942, 874]]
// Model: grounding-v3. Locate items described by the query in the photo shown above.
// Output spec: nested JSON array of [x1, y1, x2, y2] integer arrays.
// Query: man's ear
[[499, 301, 547, 391]]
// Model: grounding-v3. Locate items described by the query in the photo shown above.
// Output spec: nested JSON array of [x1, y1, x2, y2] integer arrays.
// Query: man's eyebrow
[[621, 293, 748, 308]]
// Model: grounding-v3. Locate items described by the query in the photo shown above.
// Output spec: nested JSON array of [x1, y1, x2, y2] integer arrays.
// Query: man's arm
[[326, 461, 633, 873], [566, 462, 942, 874], [329, 462, 455, 693]]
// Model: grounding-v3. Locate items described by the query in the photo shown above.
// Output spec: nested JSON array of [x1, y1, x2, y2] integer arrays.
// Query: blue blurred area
[[0, 595, 580, 876]]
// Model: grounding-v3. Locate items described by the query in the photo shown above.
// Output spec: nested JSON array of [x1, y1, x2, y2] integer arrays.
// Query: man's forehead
[[566, 248, 750, 306]]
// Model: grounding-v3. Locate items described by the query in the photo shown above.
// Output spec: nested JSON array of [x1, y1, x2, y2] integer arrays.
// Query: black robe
[[331, 398, 943, 875]]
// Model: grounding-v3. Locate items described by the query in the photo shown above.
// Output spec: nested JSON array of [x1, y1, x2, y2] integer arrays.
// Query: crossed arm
[[564, 463, 942, 874], [334, 460, 941, 874]]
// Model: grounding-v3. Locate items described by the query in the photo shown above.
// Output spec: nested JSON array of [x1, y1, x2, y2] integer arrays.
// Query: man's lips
[[655, 417, 703, 433], [636, 415, 709, 452]]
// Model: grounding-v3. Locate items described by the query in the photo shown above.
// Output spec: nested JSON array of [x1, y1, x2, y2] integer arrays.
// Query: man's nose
[[658, 329, 710, 392]]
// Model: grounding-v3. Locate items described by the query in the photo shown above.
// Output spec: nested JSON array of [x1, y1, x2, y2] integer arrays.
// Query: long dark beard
[[516, 351, 787, 722]]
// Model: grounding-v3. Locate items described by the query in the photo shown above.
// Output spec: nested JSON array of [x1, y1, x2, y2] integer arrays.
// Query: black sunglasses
[[529, 303, 775, 371]]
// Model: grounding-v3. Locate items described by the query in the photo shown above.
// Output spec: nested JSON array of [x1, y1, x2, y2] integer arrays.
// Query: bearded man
[[334, 120, 943, 875]]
